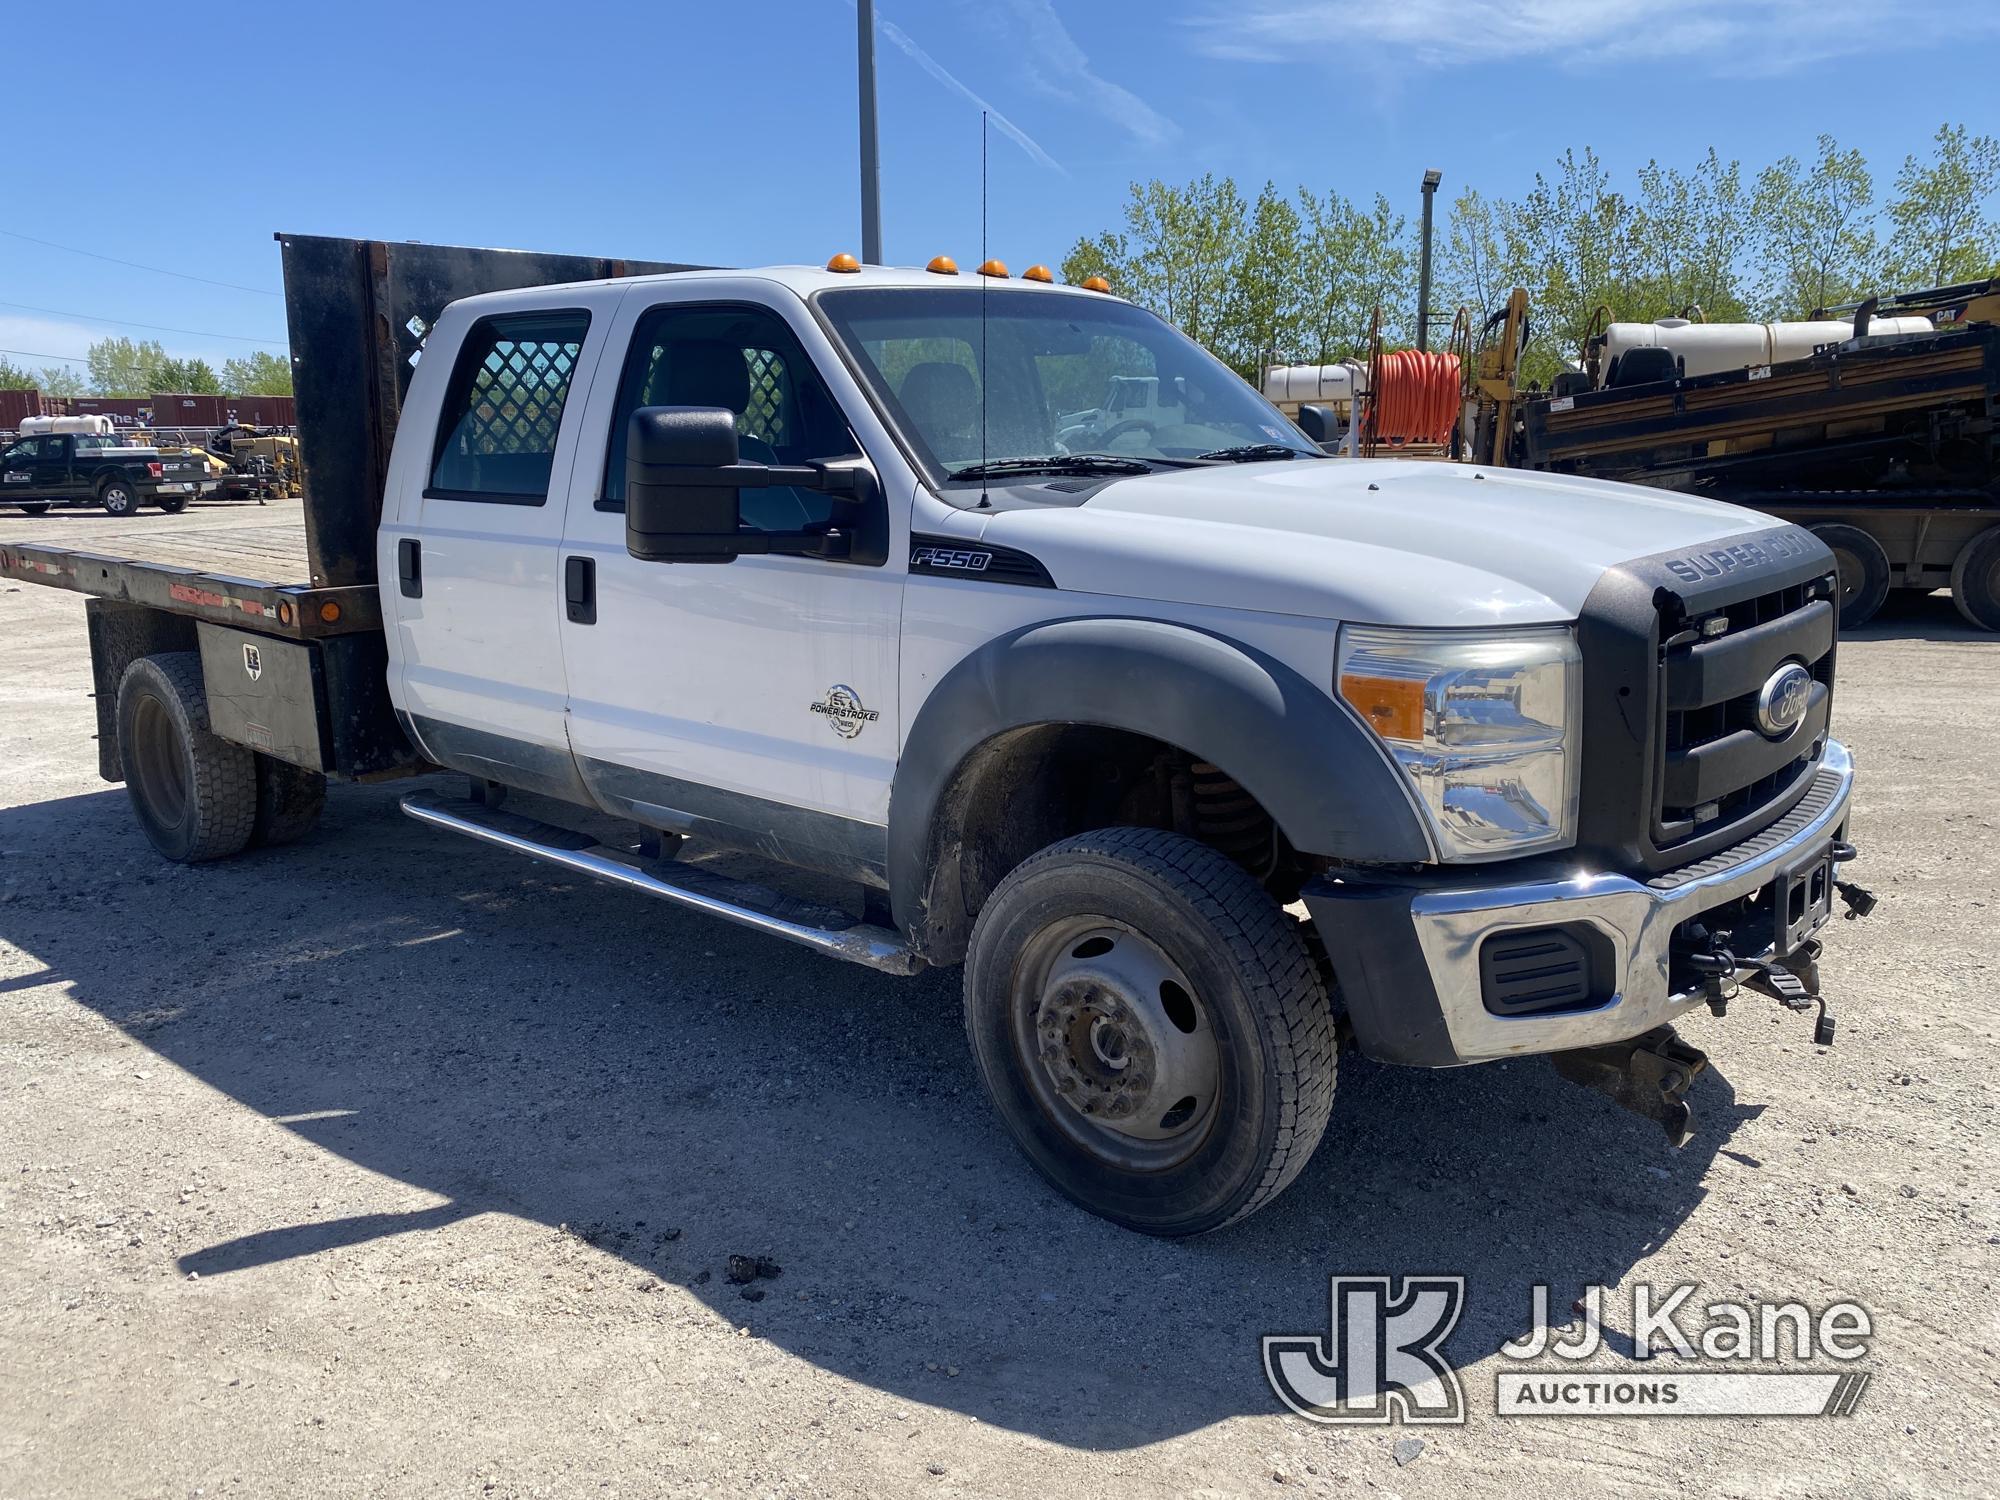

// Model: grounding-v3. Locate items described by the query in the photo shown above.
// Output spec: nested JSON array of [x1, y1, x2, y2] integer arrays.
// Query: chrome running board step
[[399, 792, 923, 976]]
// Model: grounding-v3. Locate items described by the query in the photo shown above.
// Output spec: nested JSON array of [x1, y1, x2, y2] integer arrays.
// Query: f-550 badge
[[810, 684, 879, 739], [911, 544, 992, 573]]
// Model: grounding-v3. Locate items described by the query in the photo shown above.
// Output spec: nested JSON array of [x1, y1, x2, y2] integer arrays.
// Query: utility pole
[[857, 0, 883, 264], [1416, 168, 1442, 352]]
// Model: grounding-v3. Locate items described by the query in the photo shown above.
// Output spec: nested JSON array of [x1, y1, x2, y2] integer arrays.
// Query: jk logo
[[1263, 1276, 1466, 1424]]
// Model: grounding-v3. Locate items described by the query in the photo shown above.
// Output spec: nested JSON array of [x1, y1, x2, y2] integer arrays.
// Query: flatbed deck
[[0, 513, 379, 641]]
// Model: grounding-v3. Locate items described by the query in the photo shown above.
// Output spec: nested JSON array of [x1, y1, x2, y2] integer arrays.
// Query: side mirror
[[626, 406, 745, 564], [623, 405, 888, 567], [1296, 403, 1341, 450]]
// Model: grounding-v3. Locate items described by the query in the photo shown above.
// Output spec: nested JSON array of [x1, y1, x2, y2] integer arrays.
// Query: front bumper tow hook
[[1552, 1026, 1710, 1148]]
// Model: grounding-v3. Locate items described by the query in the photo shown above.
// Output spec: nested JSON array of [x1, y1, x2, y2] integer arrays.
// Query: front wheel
[[963, 827, 1337, 1237], [100, 480, 139, 517], [16, 501, 51, 516]]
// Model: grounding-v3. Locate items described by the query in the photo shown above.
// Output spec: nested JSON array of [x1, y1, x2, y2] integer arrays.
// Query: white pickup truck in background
[[0, 236, 1872, 1236]]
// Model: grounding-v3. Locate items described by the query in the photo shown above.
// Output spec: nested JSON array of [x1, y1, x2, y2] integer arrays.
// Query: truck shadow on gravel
[[1, 782, 1763, 1450]]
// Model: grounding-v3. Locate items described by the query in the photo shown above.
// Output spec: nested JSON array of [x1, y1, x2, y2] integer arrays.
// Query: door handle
[[397, 537, 422, 598], [564, 555, 596, 624]]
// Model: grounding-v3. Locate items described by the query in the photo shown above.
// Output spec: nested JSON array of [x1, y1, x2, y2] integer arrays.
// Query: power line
[[0, 345, 89, 367], [0, 299, 286, 347], [0, 229, 282, 297]]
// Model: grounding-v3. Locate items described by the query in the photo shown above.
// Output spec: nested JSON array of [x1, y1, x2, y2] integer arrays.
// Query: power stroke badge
[[810, 685, 879, 739]]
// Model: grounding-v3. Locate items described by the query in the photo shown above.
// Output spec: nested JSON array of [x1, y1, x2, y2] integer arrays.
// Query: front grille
[[1655, 581, 1836, 849]]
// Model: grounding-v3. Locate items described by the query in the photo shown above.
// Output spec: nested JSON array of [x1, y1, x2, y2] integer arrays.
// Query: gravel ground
[[2, 501, 1996, 1499]]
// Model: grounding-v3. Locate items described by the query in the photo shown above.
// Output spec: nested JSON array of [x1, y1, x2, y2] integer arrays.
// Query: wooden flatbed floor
[[0, 504, 378, 640]]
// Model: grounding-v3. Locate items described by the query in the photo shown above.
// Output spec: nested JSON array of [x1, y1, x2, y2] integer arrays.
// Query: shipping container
[[152, 392, 232, 427], [225, 393, 297, 427], [0, 388, 46, 428], [67, 396, 153, 423]]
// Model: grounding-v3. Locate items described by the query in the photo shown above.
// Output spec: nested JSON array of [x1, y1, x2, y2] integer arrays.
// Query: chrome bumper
[[1307, 740, 1855, 1066]]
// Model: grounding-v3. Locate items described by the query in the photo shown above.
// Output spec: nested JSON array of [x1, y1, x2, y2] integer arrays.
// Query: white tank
[[1261, 362, 1366, 410], [1601, 316, 1934, 385], [18, 413, 120, 436]]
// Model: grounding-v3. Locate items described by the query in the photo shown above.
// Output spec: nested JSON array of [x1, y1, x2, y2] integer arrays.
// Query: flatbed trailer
[[0, 234, 698, 788], [1516, 322, 2000, 630]]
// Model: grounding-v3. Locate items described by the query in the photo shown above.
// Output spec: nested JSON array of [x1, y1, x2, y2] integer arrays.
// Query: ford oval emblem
[[1755, 662, 1813, 738]]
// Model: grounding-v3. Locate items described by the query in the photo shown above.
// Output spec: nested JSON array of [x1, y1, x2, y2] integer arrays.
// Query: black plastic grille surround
[[1574, 523, 1839, 876]]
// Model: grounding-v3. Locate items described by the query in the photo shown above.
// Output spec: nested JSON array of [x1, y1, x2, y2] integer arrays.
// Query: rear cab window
[[428, 309, 592, 505]]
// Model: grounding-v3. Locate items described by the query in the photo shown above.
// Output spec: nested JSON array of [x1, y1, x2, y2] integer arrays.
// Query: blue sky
[[4, 0, 1996, 378]]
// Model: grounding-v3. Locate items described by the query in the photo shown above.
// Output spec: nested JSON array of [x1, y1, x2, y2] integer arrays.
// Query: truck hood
[[976, 460, 1786, 626]]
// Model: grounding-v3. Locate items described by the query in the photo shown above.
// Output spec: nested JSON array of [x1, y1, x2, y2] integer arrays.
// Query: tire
[[1809, 523, 1891, 630], [250, 754, 327, 847], [100, 479, 139, 517], [16, 501, 51, 516], [156, 492, 191, 514], [963, 827, 1337, 1237], [1949, 523, 2000, 632], [115, 653, 257, 863]]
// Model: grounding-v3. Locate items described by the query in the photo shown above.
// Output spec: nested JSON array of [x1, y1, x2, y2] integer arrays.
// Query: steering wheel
[[1096, 417, 1159, 447]]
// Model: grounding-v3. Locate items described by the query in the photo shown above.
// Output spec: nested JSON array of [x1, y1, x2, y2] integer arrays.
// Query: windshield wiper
[[1195, 443, 1313, 463], [948, 453, 1157, 481]]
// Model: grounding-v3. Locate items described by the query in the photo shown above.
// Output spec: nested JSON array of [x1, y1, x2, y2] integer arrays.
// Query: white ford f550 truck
[[0, 236, 1871, 1235]]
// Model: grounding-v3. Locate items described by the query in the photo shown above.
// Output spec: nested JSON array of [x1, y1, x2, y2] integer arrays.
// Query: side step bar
[[400, 792, 924, 976]]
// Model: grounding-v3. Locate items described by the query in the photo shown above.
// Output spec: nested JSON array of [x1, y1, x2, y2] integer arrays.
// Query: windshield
[[816, 287, 1318, 485]]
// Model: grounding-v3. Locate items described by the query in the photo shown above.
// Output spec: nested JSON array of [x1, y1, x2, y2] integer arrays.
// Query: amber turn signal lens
[[1022, 264, 1054, 282], [926, 255, 960, 275], [318, 600, 342, 624], [1338, 673, 1425, 743], [1080, 275, 1111, 293], [826, 252, 861, 273]]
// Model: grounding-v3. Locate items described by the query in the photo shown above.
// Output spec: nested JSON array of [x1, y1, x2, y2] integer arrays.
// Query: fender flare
[[887, 616, 1434, 946]]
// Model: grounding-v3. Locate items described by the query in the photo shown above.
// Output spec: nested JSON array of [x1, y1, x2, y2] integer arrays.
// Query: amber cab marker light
[[1338, 673, 1424, 744], [1080, 274, 1112, 293], [826, 252, 861, 273], [318, 600, 343, 625], [977, 258, 1009, 278], [1022, 264, 1054, 283], [926, 255, 960, 275]]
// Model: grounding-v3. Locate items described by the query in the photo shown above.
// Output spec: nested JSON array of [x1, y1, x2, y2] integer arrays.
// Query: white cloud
[[995, 0, 1179, 147], [0, 314, 98, 372], [1184, 0, 1998, 75], [0, 313, 249, 379]]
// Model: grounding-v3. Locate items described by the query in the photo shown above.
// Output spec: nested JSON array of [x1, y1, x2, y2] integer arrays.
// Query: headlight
[[1337, 624, 1580, 862]]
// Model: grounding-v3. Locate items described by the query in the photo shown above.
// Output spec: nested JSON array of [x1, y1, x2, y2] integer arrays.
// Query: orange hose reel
[[1370, 349, 1461, 447]]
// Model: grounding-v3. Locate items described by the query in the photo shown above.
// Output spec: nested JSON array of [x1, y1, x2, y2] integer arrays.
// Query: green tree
[[0, 356, 36, 389], [1507, 147, 1634, 383], [1297, 190, 1411, 363], [1438, 186, 1515, 326], [39, 365, 87, 397], [1629, 148, 1752, 322], [222, 350, 295, 396], [1753, 135, 1878, 316], [85, 336, 169, 396], [1229, 181, 1306, 375], [154, 357, 222, 394], [1883, 123, 2000, 290]]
